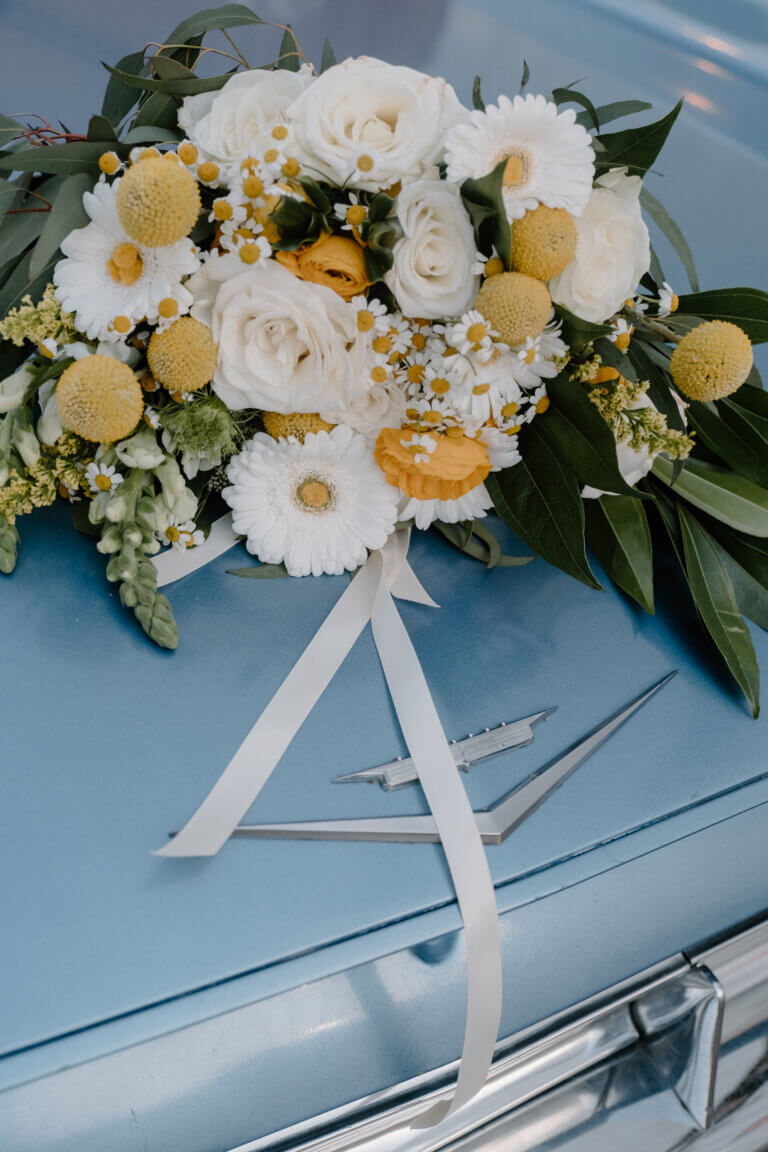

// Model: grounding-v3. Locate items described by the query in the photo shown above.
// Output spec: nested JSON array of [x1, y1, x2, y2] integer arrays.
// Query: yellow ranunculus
[[276, 232, 370, 301]]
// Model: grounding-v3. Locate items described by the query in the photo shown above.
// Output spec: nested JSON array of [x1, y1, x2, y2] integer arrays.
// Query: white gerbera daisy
[[53, 180, 200, 342], [444, 94, 594, 221], [400, 484, 493, 530], [85, 461, 123, 494], [224, 426, 399, 577]]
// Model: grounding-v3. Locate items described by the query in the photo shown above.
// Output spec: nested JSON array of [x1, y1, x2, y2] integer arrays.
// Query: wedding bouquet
[[2, 6, 768, 715]]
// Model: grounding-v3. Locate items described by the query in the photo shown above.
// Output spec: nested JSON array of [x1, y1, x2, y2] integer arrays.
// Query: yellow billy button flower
[[115, 156, 201, 248], [98, 151, 120, 175], [262, 412, 335, 443], [57, 355, 143, 443], [147, 317, 218, 394], [511, 205, 577, 281], [475, 272, 551, 349], [670, 320, 753, 402]]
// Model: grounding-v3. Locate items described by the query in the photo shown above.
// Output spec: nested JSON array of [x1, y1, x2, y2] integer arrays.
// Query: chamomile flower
[[658, 281, 679, 318], [160, 518, 205, 552], [85, 461, 123, 494], [350, 294, 388, 335], [334, 193, 368, 233], [444, 93, 595, 221], [224, 426, 399, 577], [450, 310, 498, 356], [399, 485, 493, 530], [610, 317, 633, 350], [523, 385, 550, 421], [53, 180, 199, 343], [400, 430, 438, 464], [143, 407, 161, 430]]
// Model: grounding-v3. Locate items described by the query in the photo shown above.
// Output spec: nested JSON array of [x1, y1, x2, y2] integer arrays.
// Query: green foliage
[[674, 287, 768, 343], [432, 519, 532, 568], [487, 420, 601, 590], [653, 456, 768, 536], [277, 26, 301, 72], [585, 495, 654, 614], [320, 38, 336, 74], [575, 100, 652, 130], [161, 394, 241, 461], [460, 159, 511, 269], [472, 75, 485, 111], [546, 374, 643, 497], [595, 99, 682, 177], [554, 306, 611, 352], [639, 187, 699, 292], [552, 87, 599, 131], [0, 511, 18, 573], [229, 562, 289, 579], [0, 142, 129, 176]]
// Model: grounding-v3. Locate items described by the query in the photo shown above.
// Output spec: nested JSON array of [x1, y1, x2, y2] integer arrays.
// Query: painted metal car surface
[[1, 1, 767, 1150]]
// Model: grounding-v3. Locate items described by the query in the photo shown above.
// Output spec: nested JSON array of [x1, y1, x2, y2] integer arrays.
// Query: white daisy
[[224, 426, 399, 577], [523, 385, 550, 422], [85, 461, 123, 494], [658, 281, 679, 318], [143, 408, 161, 430], [400, 430, 438, 464], [400, 484, 493, 530], [609, 317, 633, 349], [349, 294, 389, 336], [444, 93, 595, 221], [160, 518, 205, 552], [334, 193, 368, 233], [449, 310, 498, 356], [53, 180, 199, 342]]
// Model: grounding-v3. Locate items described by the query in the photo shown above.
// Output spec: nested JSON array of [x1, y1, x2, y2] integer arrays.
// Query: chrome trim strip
[[233, 916, 768, 1152]]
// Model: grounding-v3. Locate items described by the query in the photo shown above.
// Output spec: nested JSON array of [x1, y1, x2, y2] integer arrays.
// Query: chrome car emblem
[[214, 672, 676, 846], [332, 707, 557, 790]]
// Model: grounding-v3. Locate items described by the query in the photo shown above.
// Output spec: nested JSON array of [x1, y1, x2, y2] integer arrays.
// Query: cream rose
[[385, 180, 479, 319], [188, 254, 367, 414], [287, 57, 467, 191], [550, 169, 650, 323], [178, 68, 312, 171]]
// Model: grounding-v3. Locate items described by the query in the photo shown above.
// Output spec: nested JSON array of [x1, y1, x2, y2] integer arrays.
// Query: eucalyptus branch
[[625, 308, 682, 344], [221, 28, 250, 69]]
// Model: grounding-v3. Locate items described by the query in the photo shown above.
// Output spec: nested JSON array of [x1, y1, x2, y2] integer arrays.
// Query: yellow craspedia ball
[[475, 272, 551, 348], [262, 412, 335, 442], [147, 317, 218, 394], [670, 320, 753, 402], [57, 355, 143, 443], [115, 156, 200, 248], [511, 206, 577, 281]]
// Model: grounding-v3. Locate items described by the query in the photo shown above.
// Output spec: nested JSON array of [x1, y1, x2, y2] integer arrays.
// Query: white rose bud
[[550, 168, 650, 324]]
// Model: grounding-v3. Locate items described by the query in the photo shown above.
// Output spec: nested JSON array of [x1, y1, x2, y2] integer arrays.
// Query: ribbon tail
[[371, 544, 502, 1126], [156, 550, 385, 856]]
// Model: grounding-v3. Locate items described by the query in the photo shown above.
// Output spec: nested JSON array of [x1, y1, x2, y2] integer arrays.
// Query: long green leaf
[[132, 92, 181, 132], [487, 421, 601, 589], [29, 172, 91, 277], [678, 505, 760, 717], [0, 142, 127, 176], [596, 337, 637, 381], [585, 494, 654, 613], [687, 400, 768, 487], [675, 287, 768, 344], [715, 541, 768, 632], [596, 99, 682, 177], [576, 99, 652, 129], [320, 38, 336, 74], [277, 26, 301, 71], [703, 518, 768, 590], [101, 51, 147, 125], [0, 115, 24, 149], [554, 305, 612, 352], [653, 455, 768, 536], [0, 249, 57, 320], [0, 175, 61, 267], [461, 159, 511, 269], [102, 62, 234, 97], [552, 87, 599, 131], [639, 186, 699, 292], [545, 375, 641, 497], [163, 4, 264, 46]]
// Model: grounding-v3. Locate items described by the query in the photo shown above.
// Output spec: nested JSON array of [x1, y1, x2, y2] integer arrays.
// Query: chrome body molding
[[234, 918, 768, 1152]]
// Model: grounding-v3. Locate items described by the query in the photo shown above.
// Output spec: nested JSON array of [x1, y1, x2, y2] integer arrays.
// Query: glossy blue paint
[[2, 1, 768, 1149]]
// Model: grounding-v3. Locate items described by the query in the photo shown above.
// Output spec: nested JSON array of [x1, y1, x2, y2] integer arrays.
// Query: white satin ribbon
[[154, 524, 502, 1127], [153, 512, 241, 588]]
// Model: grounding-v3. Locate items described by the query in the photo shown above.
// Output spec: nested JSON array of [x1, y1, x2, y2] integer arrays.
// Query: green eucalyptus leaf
[[320, 38, 336, 73], [519, 60, 530, 94], [585, 493, 654, 613], [0, 249, 58, 320], [726, 383, 768, 423], [545, 374, 642, 497], [744, 363, 763, 390], [102, 62, 234, 97], [596, 99, 682, 177], [552, 87, 599, 130], [0, 175, 61, 267], [649, 242, 664, 287], [554, 304, 612, 352], [461, 158, 511, 268], [714, 399, 768, 484], [678, 504, 760, 717], [29, 171, 91, 278], [0, 142, 126, 176], [715, 539, 768, 632], [123, 125, 182, 145], [639, 186, 699, 292], [0, 115, 25, 149], [653, 455, 768, 536], [472, 75, 485, 111], [228, 563, 289, 578], [132, 92, 181, 132], [487, 420, 601, 589], [101, 50, 147, 125], [576, 99, 652, 129], [704, 519, 768, 592], [674, 287, 768, 343], [278, 26, 301, 71], [87, 114, 117, 143], [163, 4, 264, 46]]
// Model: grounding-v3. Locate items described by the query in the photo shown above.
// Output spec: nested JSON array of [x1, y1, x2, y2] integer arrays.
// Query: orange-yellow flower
[[276, 232, 370, 301], [374, 426, 490, 501]]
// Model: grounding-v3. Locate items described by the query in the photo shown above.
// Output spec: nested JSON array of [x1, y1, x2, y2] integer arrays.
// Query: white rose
[[189, 254, 367, 414], [325, 378, 407, 437], [178, 68, 312, 171], [385, 180, 479, 319], [287, 57, 467, 191], [550, 169, 650, 324]]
